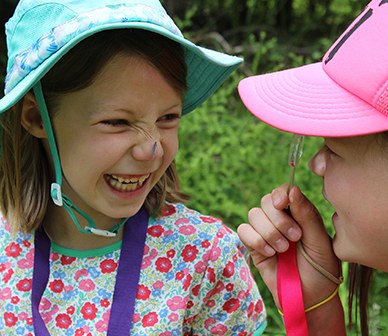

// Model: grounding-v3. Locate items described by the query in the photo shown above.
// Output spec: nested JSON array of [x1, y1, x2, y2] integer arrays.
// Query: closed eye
[[324, 144, 340, 158], [101, 119, 129, 127], [158, 113, 181, 123], [157, 113, 181, 129]]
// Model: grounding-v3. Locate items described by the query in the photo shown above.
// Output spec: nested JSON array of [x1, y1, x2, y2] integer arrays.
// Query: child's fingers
[[237, 223, 274, 265], [247, 205, 289, 253], [260, 191, 303, 244], [240, 186, 341, 311], [239, 213, 276, 259]]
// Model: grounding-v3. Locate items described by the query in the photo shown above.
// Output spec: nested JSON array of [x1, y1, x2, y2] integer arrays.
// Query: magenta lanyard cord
[[32, 208, 149, 335], [277, 242, 309, 335], [277, 134, 309, 335]]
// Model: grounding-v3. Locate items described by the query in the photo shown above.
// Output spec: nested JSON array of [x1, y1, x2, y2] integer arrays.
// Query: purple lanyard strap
[[32, 208, 149, 335]]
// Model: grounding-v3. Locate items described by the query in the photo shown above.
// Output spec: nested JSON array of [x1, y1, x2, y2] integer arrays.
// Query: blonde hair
[[0, 29, 189, 233]]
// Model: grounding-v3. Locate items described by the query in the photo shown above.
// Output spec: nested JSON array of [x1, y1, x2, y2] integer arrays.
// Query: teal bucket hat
[[0, 0, 243, 237], [0, 0, 243, 114]]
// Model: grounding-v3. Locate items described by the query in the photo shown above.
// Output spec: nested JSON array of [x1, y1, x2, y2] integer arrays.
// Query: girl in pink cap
[[238, 0, 388, 335]]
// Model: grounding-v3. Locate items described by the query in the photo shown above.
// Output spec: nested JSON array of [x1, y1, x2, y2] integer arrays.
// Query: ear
[[21, 91, 47, 139]]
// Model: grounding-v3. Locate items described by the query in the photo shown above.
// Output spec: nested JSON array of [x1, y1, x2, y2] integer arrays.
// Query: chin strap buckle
[[51, 183, 63, 206], [85, 227, 117, 237]]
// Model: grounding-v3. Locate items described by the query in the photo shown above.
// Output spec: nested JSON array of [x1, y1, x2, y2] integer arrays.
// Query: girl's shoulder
[[0, 213, 34, 254], [155, 203, 225, 230], [0, 214, 35, 287], [151, 203, 242, 247]]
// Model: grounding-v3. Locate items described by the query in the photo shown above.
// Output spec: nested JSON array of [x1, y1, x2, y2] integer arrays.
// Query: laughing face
[[50, 53, 182, 229], [308, 134, 388, 271]]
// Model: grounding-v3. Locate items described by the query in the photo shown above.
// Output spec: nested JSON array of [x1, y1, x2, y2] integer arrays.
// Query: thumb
[[288, 186, 330, 248], [288, 186, 339, 278]]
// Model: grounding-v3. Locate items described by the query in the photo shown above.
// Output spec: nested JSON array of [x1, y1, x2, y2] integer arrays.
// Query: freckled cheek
[[162, 132, 179, 159], [172, 139, 179, 155], [163, 145, 178, 168], [59, 138, 113, 181]]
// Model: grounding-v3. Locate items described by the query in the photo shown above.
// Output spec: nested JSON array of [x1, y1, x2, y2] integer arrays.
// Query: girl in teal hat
[[0, 0, 266, 334]]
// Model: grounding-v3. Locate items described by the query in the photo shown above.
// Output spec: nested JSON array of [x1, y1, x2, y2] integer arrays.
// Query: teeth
[[107, 174, 150, 192]]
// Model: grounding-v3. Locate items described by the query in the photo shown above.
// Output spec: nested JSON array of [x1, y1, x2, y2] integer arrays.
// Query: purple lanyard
[[32, 208, 149, 335]]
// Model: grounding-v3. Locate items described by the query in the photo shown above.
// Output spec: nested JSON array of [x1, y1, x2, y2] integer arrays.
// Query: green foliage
[[368, 270, 388, 334]]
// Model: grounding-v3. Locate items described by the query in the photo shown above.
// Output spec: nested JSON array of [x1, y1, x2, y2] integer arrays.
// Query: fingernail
[[273, 197, 281, 208], [275, 238, 289, 252], [264, 245, 276, 256], [288, 227, 301, 241], [272, 189, 286, 207]]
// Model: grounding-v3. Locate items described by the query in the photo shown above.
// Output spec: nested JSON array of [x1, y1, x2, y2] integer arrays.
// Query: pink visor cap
[[238, 0, 388, 137]]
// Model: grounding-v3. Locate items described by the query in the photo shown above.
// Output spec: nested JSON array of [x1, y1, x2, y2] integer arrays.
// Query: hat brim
[[0, 22, 242, 114], [238, 62, 388, 137]]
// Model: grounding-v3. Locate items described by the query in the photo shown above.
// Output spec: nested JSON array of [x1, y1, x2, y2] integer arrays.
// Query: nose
[[308, 146, 327, 176], [132, 137, 163, 161]]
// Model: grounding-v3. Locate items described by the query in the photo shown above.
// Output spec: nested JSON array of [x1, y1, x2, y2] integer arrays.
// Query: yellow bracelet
[[304, 286, 339, 313], [277, 286, 340, 316]]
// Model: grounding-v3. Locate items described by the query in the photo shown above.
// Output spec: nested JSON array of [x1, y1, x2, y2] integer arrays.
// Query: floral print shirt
[[0, 203, 267, 335]]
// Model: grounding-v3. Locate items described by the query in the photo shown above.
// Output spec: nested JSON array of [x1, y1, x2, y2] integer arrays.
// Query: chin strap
[[33, 82, 127, 237]]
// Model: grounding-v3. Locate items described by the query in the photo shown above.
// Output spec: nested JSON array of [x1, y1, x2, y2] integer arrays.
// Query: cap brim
[[238, 62, 388, 137], [0, 22, 242, 114]]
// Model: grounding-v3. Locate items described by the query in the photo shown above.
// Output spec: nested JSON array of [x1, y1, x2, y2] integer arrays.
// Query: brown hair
[[0, 29, 190, 233], [348, 264, 373, 336]]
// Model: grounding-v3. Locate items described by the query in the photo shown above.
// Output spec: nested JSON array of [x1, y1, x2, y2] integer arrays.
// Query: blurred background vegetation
[[1, 0, 387, 335]]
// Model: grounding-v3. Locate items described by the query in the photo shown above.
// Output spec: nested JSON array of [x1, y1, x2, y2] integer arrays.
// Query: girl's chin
[[332, 234, 356, 264], [103, 202, 145, 219], [79, 198, 147, 225]]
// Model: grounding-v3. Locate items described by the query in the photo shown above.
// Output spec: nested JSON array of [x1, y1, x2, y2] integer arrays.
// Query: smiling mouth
[[105, 174, 150, 192]]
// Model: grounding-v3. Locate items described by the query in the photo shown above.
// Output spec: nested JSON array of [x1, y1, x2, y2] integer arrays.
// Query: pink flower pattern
[[0, 204, 266, 335]]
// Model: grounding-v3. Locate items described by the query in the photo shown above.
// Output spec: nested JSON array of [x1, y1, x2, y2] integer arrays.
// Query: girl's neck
[[43, 203, 124, 250]]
